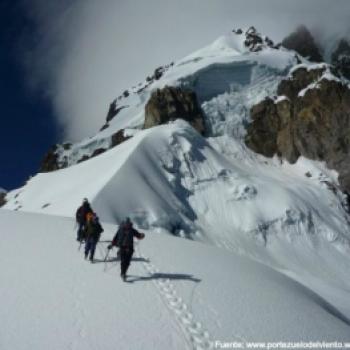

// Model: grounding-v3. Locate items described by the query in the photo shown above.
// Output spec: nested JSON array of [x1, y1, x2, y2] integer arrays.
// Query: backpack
[[76, 207, 84, 223], [95, 222, 104, 235]]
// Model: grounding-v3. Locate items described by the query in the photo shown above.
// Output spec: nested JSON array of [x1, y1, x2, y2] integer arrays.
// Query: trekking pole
[[104, 248, 110, 272], [104, 248, 110, 262]]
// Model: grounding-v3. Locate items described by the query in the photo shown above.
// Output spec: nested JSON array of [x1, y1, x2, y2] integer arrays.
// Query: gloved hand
[[107, 244, 113, 250], [140, 233, 145, 239]]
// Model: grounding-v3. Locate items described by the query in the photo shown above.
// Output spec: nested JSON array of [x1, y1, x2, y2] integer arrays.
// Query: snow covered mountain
[[2, 27, 350, 347]]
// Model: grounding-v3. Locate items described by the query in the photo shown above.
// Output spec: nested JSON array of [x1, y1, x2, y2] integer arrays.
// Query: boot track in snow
[[135, 246, 213, 350]]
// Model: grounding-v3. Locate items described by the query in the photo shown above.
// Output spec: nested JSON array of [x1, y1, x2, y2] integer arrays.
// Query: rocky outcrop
[[282, 26, 323, 62], [0, 191, 6, 207], [91, 148, 106, 158], [144, 86, 205, 134], [111, 129, 132, 147], [232, 27, 277, 52], [146, 63, 174, 83], [246, 65, 350, 192], [134, 62, 175, 95], [101, 101, 129, 131], [242, 26, 275, 52], [332, 39, 350, 80], [39, 143, 72, 172], [247, 97, 289, 158], [277, 66, 326, 100], [106, 100, 118, 123], [40, 145, 61, 172]]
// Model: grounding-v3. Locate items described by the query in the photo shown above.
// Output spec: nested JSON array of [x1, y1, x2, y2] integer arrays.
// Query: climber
[[75, 198, 93, 241], [84, 212, 104, 262], [108, 217, 145, 281]]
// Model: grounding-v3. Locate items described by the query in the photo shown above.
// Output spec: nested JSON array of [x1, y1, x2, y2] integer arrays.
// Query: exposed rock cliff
[[144, 86, 205, 134], [246, 65, 350, 192], [0, 191, 6, 207]]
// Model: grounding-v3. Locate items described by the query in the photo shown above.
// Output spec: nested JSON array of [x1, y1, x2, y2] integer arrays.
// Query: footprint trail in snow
[[136, 247, 213, 350]]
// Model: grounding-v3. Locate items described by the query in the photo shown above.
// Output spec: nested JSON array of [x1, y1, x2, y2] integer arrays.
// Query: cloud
[[21, 0, 350, 141]]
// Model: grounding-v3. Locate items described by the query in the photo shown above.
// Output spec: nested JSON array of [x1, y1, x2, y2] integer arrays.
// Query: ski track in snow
[[135, 246, 213, 350]]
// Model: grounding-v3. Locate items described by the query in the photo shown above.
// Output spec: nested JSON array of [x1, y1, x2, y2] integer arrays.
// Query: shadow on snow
[[125, 273, 201, 284]]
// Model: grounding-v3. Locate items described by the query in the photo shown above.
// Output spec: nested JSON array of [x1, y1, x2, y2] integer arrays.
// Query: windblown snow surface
[[3, 30, 350, 348], [1, 209, 350, 350]]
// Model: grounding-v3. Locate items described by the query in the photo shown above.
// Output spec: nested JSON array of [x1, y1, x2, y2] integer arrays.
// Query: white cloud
[[21, 0, 350, 141]]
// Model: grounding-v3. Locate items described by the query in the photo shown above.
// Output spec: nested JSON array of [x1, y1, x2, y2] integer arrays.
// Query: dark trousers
[[120, 248, 133, 275], [77, 222, 85, 240], [85, 238, 98, 260]]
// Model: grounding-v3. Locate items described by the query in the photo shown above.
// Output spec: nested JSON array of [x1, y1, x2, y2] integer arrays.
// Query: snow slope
[[1, 209, 350, 350], [4, 120, 350, 322]]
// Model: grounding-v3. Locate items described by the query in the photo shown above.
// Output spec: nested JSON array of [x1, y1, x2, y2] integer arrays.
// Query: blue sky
[[0, 2, 59, 190]]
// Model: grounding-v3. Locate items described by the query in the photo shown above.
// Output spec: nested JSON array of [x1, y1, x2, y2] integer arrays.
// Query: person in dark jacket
[[84, 213, 103, 262], [75, 198, 93, 241], [108, 217, 145, 281]]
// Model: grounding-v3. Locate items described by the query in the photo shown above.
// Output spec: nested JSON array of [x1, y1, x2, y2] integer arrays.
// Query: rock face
[[243, 26, 275, 52], [146, 63, 174, 83], [101, 101, 129, 131], [332, 39, 350, 80], [245, 65, 350, 192], [40, 145, 61, 172], [282, 26, 323, 62], [0, 192, 6, 207], [144, 86, 206, 134], [111, 129, 132, 147], [232, 27, 277, 52]]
